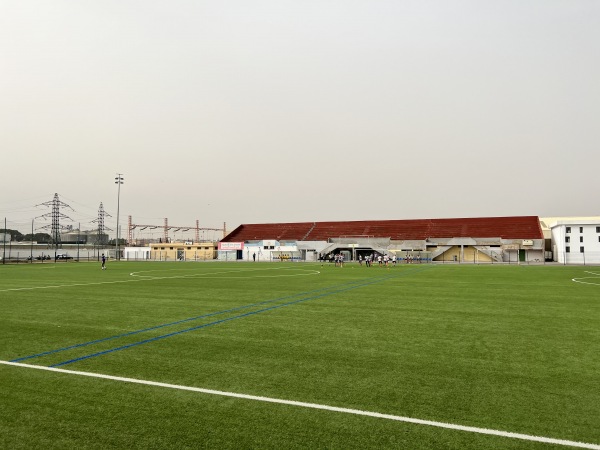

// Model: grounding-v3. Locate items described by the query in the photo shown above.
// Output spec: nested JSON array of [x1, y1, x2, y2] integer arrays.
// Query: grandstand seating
[[224, 222, 314, 242], [222, 216, 544, 242]]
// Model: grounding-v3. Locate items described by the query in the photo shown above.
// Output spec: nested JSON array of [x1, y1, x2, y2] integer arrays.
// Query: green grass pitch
[[1, 261, 599, 449]]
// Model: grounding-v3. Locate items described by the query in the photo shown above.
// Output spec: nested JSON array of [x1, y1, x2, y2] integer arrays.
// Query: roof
[[540, 217, 600, 230], [221, 216, 544, 242]]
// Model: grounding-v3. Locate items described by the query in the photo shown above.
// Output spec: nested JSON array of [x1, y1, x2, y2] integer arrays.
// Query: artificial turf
[[1, 261, 599, 449]]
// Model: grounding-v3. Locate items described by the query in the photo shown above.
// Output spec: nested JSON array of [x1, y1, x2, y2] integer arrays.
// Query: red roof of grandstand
[[222, 216, 544, 242]]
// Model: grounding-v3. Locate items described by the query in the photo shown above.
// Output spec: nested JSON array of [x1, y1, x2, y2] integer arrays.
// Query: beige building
[[150, 242, 218, 261]]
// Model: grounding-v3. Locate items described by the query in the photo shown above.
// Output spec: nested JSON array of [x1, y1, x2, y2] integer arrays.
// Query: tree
[[0, 229, 24, 242], [22, 233, 52, 243], [107, 238, 127, 246]]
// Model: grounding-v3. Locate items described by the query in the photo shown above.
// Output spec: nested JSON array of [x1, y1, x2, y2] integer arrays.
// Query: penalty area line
[[573, 271, 600, 286], [1, 361, 599, 449]]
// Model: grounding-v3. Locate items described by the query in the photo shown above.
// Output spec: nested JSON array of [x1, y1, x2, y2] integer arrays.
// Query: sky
[[1, 0, 599, 240]]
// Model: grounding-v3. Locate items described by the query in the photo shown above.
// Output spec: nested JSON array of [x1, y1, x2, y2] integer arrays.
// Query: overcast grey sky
[[1, 1, 599, 239]]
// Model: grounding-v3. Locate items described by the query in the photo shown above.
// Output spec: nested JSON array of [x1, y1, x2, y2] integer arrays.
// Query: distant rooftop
[[539, 217, 600, 230]]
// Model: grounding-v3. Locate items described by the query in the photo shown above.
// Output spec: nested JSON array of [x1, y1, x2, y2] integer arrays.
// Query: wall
[[242, 241, 299, 261], [432, 245, 543, 263], [124, 247, 151, 260]]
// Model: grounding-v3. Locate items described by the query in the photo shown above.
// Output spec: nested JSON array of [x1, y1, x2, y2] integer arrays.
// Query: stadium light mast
[[115, 173, 124, 261]]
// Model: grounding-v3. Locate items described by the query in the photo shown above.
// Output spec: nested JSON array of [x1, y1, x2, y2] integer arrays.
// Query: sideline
[[1, 360, 598, 450]]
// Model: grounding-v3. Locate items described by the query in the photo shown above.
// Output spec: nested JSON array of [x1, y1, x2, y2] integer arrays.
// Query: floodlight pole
[[3, 217, 6, 265], [77, 222, 80, 261], [30, 219, 34, 263], [115, 173, 124, 261]]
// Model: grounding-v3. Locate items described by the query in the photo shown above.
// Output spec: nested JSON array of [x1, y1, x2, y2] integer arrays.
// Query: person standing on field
[[101, 254, 106, 270]]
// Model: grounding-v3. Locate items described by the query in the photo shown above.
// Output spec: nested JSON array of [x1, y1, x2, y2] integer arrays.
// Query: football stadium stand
[[223, 216, 543, 242], [221, 216, 545, 264]]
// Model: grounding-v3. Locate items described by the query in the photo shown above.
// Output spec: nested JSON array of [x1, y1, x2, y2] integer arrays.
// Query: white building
[[549, 219, 600, 265], [123, 247, 152, 260], [240, 240, 301, 262]]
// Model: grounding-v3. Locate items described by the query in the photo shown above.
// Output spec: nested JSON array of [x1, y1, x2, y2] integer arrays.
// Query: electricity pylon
[[91, 202, 112, 245], [36, 193, 74, 251]]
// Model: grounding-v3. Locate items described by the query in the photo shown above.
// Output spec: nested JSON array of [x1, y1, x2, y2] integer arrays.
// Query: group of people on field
[[358, 253, 396, 267], [321, 251, 424, 266], [333, 253, 345, 267]]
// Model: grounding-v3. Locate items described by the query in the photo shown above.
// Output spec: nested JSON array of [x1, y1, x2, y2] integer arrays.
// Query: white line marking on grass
[[0, 267, 320, 292], [572, 271, 600, 286], [0, 278, 147, 292], [129, 266, 293, 276], [129, 266, 320, 279], [1, 361, 598, 450]]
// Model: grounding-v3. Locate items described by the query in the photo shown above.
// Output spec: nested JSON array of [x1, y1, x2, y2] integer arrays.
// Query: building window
[[565, 236, 570, 243], [580, 247, 585, 253], [580, 236, 584, 243], [596, 226, 600, 233], [580, 227, 584, 233], [566, 227, 571, 233], [566, 247, 570, 253]]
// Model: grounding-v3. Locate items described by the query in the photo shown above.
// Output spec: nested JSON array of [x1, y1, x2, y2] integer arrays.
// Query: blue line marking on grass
[[50, 267, 432, 367], [10, 267, 430, 367], [10, 274, 397, 363], [50, 274, 400, 367]]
